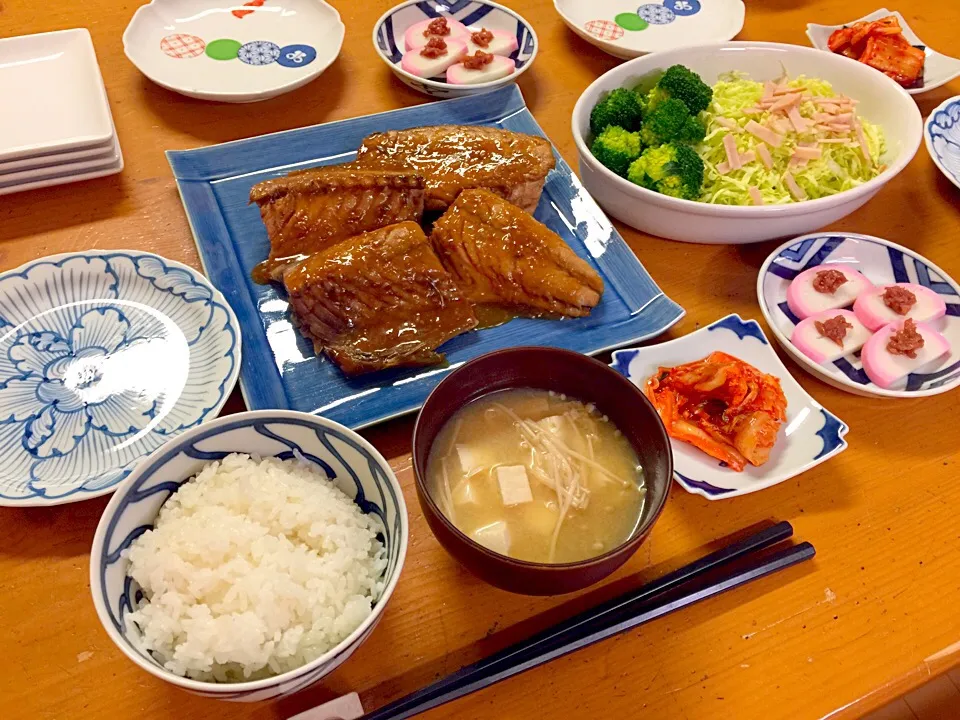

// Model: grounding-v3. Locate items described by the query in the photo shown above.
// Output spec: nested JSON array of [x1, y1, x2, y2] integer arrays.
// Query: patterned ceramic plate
[[123, 0, 344, 103], [372, 0, 537, 98], [926, 96, 960, 191], [807, 9, 960, 96], [757, 233, 960, 399], [611, 314, 848, 500], [167, 84, 684, 431], [0, 251, 240, 506], [554, 0, 745, 59]]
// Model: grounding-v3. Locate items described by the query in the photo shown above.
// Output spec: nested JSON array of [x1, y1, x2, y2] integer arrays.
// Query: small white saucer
[[123, 0, 345, 103], [555, 0, 745, 60], [807, 9, 960, 96]]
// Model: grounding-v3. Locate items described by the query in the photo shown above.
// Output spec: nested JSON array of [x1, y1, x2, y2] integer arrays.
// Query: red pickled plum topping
[[420, 37, 448, 58], [463, 50, 494, 70], [471, 28, 494, 48], [882, 285, 917, 315], [814, 315, 853, 348], [886, 318, 925, 359], [424, 17, 451, 37], [812, 268, 848, 294]]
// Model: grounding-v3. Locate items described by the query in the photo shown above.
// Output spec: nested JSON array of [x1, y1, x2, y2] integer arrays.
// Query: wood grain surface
[[1, 1, 959, 718]]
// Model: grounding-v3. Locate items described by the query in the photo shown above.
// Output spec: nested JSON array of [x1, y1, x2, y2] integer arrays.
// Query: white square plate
[[0, 133, 120, 186], [0, 29, 114, 161], [0, 136, 117, 174]]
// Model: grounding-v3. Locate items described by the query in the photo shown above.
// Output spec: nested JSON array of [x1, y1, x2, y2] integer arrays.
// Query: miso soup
[[425, 388, 645, 564]]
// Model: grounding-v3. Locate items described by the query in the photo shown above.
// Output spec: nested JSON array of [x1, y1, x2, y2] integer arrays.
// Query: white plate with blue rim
[[926, 96, 960, 191], [123, 0, 344, 103], [372, 0, 537, 98], [0, 251, 240, 507], [806, 8, 960, 96], [554, 0, 744, 60], [757, 233, 960, 399], [610, 314, 849, 500]]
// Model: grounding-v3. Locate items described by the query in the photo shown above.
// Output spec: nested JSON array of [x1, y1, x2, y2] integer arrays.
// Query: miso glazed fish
[[284, 222, 478, 375], [353, 126, 555, 213], [250, 166, 425, 282], [429, 189, 604, 317]]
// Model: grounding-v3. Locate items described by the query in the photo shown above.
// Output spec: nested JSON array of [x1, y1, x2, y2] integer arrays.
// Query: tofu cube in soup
[[497, 465, 533, 506], [452, 479, 480, 506], [472, 520, 511, 555]]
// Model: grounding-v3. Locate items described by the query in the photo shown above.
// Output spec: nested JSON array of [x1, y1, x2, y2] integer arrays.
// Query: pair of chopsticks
[[355, 521, 813, 720]]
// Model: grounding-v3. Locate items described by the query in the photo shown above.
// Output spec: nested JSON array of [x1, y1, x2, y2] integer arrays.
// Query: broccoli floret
[[591, 126, 643, 177], [590, 88, 644, 136], [639, 98, 706, 147], [645, 64, 713, 116], [627, 143, 704, 200]]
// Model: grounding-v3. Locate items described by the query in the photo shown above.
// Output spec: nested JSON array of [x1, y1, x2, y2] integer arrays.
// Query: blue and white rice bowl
[[372, 0, 538, 98], [0, 250, 239, 507], [611, 314, 849, 500], [925, 95, 960, 191], [90, 410, 408, 701], [758, 233, 960, 399]]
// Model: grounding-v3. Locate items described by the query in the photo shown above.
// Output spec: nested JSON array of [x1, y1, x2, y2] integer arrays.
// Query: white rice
[[124, 453, 387, 682]]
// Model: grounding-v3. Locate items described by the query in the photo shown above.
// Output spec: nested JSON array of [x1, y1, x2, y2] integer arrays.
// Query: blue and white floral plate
[[807, 9, 960, 96], [0, 251, 240, 506], [758, 233, 960, 399], [372, 0, 537, 98], [611, 315, 849, 500], [926, 96, 960, 191]]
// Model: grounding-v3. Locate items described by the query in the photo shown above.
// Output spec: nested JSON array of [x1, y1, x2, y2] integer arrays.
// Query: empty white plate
[[0, 137, 117, 174], [123, 0, 345, 103], [0, 134, 120, 185], [0, 29, 114, 161], [807, 9, 960, 96]]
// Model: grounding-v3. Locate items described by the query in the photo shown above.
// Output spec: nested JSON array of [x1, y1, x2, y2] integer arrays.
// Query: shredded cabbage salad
[[698, 73, 886, 205]]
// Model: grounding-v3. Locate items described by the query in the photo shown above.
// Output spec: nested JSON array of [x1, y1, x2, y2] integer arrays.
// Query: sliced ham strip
[[793, 146, 822, 160], [775, 85, 807, 95], [783, 171, 807, 200], [746, 120, 785, 148], [787, 106, 809, 133], [741, 107, 765, 115], [763, 81, 777, 99], [723, 133, 742, 171], [715, 117, 739, 131], [789, 155, 809, 168], [739, 150, 757, 164], [813, 112, 834, 122], [756, 143, 773, 169], [854, 119, 872, 166], [770, 93, 802, 113], [716, 161, 731, 175], [749, 186, 765, 205]]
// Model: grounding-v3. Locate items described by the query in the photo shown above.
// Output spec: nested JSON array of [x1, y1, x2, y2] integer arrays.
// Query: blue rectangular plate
[[167, 85, 684, 429]]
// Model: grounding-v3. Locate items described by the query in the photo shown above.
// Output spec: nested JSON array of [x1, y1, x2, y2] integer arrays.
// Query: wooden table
[[2, 1, 959, 718]]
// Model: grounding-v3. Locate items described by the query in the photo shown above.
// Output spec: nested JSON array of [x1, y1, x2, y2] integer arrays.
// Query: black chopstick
[[360, 523, 811, 720]]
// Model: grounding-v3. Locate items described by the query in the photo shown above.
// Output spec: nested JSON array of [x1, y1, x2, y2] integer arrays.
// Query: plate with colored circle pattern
[[123, 0, 343, 103], [554, 0, 745, 59]]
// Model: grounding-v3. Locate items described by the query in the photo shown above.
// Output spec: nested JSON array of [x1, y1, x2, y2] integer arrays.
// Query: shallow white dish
[[554, 0, 744, 60], [372, 0, 537, 98], [0, 136, 116, 174], [0, 153, 124, 196], [0, 29, 114, 162], [91, 410, 408, 701], [0, 134, 120, 186], [611, 314, 849, 500], [123, 0, 344, 103], [0, 251, 240, 506], [571, 42, 923, 245], [806, 9, 960, 97], [925, 96, 960, 191], [758, 233, 960, 398]]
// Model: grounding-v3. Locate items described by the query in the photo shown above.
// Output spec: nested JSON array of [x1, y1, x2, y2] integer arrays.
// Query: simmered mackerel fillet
[[430, 189, 604, 317], [249, 167, 425, 282], [284, 222, 478, 375], [353, 125, 555, 213]]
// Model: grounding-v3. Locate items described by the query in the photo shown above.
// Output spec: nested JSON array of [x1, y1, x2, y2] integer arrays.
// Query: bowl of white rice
[[90, 410, 408, 701]]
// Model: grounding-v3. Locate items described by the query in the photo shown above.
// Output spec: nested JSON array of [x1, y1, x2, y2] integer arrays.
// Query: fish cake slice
[[250, 166, 425, 282], [353, 125, 555, 213], [284, 222, 478, 375], [429, 189, 604, 317]]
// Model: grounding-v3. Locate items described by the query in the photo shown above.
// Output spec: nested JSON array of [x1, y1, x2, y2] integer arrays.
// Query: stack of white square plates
[[0, 28, 123, 196]]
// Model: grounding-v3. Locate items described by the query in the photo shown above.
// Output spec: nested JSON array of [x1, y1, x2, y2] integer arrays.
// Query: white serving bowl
[[372, 0, 537, 99], [571, 42, 923, 245], [90, 410, 408, 701]]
